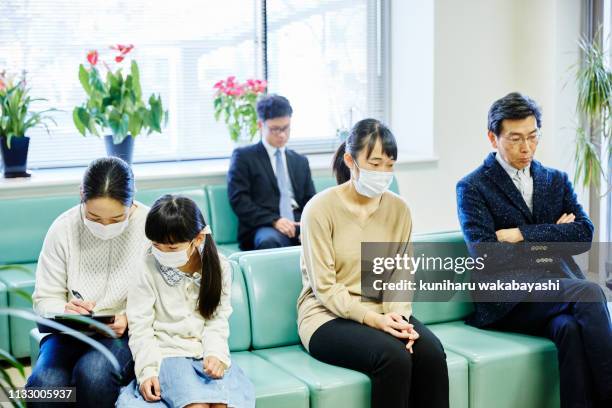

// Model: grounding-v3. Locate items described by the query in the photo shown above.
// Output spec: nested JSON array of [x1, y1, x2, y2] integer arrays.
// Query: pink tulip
[[87, 50, 99, 66]]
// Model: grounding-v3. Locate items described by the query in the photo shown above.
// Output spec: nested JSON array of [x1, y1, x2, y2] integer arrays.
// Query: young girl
[[117, 195, 255, 408]]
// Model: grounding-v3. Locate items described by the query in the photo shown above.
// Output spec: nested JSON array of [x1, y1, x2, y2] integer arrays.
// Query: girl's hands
[[139, 376, 161, 402], [204, 356, 227, 379]]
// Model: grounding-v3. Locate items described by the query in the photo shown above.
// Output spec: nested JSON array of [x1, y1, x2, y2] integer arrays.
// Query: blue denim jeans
[[26, 333, 134, 408]]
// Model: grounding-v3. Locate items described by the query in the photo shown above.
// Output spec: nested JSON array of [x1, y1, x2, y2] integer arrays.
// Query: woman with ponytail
[[298, 119, 449, 408], [27, 157, 148, 408], [117, 195, 254, 408]]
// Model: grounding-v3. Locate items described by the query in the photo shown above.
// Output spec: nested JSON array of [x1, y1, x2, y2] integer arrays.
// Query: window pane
[[266, 0, 382, 143], [0, 0, 257, 168]]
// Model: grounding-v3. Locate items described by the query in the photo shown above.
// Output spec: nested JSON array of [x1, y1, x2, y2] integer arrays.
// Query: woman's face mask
[[81, 198, 131, 240], [83, 216, 129, 240], [352, 161, 394, 198]]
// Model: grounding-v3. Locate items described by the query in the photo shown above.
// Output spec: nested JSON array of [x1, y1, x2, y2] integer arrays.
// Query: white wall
[[391, 0, 584, 234]]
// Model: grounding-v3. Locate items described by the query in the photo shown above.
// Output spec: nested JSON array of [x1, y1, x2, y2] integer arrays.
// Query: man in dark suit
[[227, 94, 315, 250], [457, 92, 611, 407]]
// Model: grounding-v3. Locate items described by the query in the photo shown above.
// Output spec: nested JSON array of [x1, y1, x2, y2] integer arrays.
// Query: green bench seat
[[0, 264, 36, 358], [430, 321, 559, 408], [411, 231, 559, 408], [29, 259, 310, 408], [237, 246, 469, 408], [0, 280, 9, 352]]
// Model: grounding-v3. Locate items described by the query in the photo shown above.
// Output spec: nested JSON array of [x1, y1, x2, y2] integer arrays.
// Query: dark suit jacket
[[456, 152, 594, 327], [227, 141, 316, 250]]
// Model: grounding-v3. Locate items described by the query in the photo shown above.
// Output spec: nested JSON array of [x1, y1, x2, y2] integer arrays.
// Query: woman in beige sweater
[[298, 119, 449, 408]]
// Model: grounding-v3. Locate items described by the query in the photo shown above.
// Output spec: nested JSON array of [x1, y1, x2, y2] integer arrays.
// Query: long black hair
[[332, 118, 398, 184], [145, 195, 223, 320], [81, 157, 134, 206]]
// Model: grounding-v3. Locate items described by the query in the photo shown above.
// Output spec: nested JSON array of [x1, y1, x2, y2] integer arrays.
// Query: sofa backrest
[[227, 260, 251, 352], [0, 195, 81, 264], [0, 187, 207, 265], [206, 184, 239, 245], [411, 231, 474, 323], [238, 246, 302, 349]]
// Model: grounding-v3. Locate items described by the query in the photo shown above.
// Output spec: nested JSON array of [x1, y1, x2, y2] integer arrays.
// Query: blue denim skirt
[[116, 356, 255, 408]]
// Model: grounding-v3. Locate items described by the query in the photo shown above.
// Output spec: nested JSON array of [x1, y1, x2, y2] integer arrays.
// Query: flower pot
[[0, 136, 31, 178], [104, 135, 134, 165]]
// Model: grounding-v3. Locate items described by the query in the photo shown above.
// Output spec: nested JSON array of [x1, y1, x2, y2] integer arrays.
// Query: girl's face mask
[[151, 226, 211, 268]]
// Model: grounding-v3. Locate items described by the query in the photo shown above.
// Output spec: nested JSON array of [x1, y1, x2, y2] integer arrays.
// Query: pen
[[71, 290, 94, 315], [71, 290, 84, 300]]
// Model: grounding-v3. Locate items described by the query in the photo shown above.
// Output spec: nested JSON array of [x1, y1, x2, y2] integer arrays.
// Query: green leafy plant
[[73, 45, 168, 144], [0, 264, 119, 407], [213, 76, 267, 142], [573, 37, 612, 188], [0, 70, 56, 148], [0, 308, 119, 408]]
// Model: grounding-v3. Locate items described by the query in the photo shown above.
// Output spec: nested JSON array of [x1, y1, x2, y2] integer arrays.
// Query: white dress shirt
[[261, 137, 298, 209], [495, 152, 533, 212]]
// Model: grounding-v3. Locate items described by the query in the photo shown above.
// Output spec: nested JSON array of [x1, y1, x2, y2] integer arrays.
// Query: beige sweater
[[127, 253, 233, 384], [297, 184, 413, 350]]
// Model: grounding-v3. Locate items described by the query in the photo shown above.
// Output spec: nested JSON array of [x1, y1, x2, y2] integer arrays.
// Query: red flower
[[120, 44, 134, 55], [115, 55, 125, 63], [87, 50, 99, 66], [213, 80, 224, 89]]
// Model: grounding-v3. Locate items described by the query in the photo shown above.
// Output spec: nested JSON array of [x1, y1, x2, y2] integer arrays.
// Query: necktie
[[513, 170, 525, 195], [275, 149, 294, 221]]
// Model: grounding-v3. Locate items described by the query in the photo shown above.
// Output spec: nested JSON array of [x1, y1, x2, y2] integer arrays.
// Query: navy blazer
[[227, 141, 316, 250], [456, 152, 594, 327]]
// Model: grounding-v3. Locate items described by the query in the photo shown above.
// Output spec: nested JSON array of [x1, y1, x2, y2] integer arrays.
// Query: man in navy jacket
[[456, 92, 611, 407], [228, 94, 315, 250]]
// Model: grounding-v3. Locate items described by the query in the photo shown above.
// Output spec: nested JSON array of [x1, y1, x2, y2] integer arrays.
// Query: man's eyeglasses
[[499, 129, 541, 146], [267, 125, 290, 135]]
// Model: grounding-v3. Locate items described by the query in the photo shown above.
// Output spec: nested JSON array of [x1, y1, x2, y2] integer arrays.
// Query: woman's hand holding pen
[[64, 299, 96, 314], [64, 290, 95, 315]]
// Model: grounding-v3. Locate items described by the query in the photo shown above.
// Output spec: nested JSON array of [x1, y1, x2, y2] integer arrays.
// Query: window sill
[[0, 152, 438, 198]]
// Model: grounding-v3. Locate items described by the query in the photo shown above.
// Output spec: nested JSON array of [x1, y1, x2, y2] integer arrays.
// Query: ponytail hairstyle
[[145, 195, 223, 320], [81, 157, 135, 206], [332, 118, 398, 184]]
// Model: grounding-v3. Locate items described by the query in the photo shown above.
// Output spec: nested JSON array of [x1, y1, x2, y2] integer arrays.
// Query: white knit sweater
[[127, 253, 233, 384], [32, 202, 150, 317]]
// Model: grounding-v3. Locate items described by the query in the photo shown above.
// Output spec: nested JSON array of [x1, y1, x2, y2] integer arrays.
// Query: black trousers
[[308, 316, 449, 408], [488, 279, 612, 408]]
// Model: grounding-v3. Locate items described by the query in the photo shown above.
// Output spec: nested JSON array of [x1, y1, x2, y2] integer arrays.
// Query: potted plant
[[573, 37, 612, 189], [0, 70, 56, 178], [572, 35, 612, 289], [73, 45, 168, 165], [213, 76, 267, 144]]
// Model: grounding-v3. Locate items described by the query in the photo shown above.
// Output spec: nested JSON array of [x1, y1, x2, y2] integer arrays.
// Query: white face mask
[[151, 244, 193, 268], [151, 226, 211, 268], [82, 211, 129, 241], [352, 162, 394, 198]]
